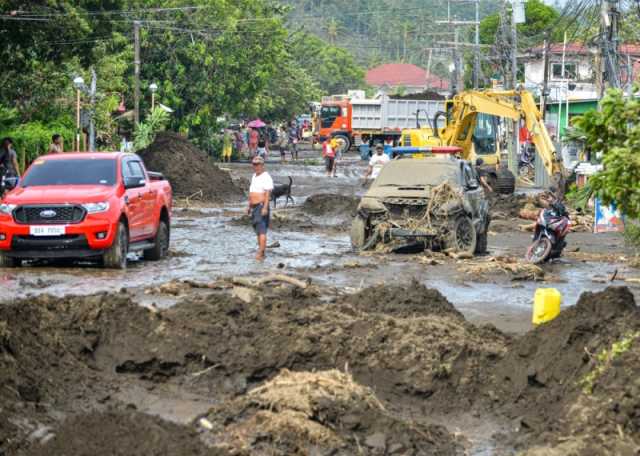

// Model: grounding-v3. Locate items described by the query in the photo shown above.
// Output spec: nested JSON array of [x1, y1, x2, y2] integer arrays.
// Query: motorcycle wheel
[[526, 238, 553, 264]]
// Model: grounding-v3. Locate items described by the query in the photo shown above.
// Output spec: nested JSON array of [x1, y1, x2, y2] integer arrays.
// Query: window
[[128, 161, 145, 179], [22, 159, 116, 187], [551, 63, 577, 80]]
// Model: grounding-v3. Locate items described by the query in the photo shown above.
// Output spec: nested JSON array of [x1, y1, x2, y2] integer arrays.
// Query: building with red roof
[[365, 63, 449, 94]]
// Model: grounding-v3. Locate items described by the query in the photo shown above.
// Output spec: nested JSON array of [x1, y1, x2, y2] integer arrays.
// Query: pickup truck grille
[[13, 205, 86, 225]]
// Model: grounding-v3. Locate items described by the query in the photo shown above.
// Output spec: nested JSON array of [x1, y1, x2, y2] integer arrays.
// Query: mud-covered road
[[1, 148, 635, 333], [2, 146, 640, 455]]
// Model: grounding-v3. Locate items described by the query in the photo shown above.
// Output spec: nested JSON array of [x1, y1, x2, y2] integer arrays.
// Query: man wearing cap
[[247, 156, 274, 260], [363, 143, 390, 182]]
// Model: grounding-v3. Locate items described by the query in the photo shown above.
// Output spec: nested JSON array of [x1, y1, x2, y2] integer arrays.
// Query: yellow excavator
[[399, 88, 562, 194]]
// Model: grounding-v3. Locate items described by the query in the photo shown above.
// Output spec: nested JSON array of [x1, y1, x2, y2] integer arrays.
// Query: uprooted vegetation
[[2, 283, 640, 455], [200, 369, 463, 455]]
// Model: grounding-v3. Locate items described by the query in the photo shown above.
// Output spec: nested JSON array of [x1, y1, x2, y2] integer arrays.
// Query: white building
[[520, 43, 640, 103]]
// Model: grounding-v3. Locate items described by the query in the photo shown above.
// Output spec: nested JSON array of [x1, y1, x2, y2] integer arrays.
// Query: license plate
[[29, 225, 66, 236]]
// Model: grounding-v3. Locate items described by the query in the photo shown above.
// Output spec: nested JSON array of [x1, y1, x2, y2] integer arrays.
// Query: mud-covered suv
[[350, 155, 490, 254]]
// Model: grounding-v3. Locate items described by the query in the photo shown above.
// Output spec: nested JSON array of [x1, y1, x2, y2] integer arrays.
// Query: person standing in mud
[[247, 156, 273, 261], [363, 144, 389, 183], [248, 127, 259, 157]]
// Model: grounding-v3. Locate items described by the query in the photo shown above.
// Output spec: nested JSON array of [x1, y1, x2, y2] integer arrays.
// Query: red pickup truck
[[0, 152, 172, 269]]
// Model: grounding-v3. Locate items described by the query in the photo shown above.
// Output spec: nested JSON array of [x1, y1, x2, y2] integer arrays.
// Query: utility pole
[[134, 20, 141, 129], [600, 0, 621, 90], [541, 32, 550, 121], [474, 0, 480, 88], [435, 0, 482, 93], [509, 0, 524, 176], [89, 68, 96, 152]]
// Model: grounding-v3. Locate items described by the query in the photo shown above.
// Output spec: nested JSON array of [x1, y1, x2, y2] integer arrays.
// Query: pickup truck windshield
[[21, 159, 117, 187]]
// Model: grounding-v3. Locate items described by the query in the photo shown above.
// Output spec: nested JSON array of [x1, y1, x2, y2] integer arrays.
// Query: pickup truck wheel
[[448, 215, 477, 255], [103, 222, 128, 269], [144, 220, 170, 261], [0, 253, 19, 268]]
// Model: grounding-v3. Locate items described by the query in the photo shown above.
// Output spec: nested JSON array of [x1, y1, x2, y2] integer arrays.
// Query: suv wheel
[[0, 253, 19, 268], [144, 220, 170, 261], [475, 217, 490, 254], [103, 222, 128, 269], [350, 216, 367, 249], [448, 216, 477, 255]]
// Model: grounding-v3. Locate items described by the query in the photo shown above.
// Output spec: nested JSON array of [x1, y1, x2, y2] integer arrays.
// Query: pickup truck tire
[[448, 215, 477, 255], [0, 253, 19, 268], [144, 220, 170, 261], [103, 222, 128, 269]]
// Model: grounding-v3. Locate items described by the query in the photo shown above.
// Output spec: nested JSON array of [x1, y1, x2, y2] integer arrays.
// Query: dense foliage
[[572, 87, 640, 219], [0, 0, 363, 158]]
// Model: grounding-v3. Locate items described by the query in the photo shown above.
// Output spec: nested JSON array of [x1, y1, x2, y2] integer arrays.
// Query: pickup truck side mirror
[[123, 177, 146, 189]]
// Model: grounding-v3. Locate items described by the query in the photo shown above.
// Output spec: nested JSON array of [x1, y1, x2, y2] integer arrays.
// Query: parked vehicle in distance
[[0, 152, 172, 269], [318, 92, 444, 153], [350, 152, 490, 255]]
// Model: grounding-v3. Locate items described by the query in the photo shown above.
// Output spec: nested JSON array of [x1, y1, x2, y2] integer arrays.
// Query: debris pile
[[301, 193, 359, 217], [458, 256, 545, 281], [490, 287, 640, 453], [200, 369, 463, 455], [138, 131, 244, 202]]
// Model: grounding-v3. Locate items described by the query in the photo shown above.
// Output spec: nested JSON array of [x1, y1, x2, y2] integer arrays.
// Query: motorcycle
[[525, 201, 570, 264]]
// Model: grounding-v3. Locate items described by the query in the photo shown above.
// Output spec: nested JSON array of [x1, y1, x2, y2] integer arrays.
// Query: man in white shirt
[[247, 156, 274, 260], [364, 144, 390, 181]]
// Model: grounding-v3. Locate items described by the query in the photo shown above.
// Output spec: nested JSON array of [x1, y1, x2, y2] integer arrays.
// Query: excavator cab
[[472, 113, 500, 165]]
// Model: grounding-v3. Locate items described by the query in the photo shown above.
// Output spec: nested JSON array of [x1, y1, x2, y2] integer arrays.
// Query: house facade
[[520, 43, 640, 136]]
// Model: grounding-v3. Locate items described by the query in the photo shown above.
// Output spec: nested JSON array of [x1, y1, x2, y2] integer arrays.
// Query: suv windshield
[[373, 160, 459, 188], [21, 159, 117, 187]]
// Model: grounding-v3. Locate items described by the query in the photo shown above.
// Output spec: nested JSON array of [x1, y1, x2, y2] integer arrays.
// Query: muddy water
[[0, 152, 634, 335]]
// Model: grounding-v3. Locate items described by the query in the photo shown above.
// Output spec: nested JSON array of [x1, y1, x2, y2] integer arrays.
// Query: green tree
[[479, 0, 561, 45], [572, 87, 640, 219], [290, 33, 365, 95]]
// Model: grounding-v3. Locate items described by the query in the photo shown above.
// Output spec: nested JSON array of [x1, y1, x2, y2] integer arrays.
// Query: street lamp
[[73, 76, 85, 151], [149, 83, 158, 110]]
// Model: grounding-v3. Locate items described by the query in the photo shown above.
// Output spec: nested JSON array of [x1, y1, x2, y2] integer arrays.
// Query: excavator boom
[[441, 89, 561, 179]]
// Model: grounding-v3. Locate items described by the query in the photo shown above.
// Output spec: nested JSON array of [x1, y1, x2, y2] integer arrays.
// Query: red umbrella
[[247, 119, 266, 128]]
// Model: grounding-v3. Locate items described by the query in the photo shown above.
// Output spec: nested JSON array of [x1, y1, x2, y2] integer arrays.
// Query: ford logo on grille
[[40, 209, 57, 218]]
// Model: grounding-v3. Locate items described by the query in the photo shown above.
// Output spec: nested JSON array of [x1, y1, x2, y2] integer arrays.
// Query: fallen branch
[[231, 273, 310, 289]]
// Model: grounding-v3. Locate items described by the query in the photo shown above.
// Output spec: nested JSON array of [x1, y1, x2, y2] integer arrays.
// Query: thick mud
[[138, 132, 244, 201], [2, 281, 640, 455]]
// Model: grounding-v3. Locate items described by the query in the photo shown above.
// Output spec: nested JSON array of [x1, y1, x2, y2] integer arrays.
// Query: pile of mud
[[25, 411, 214, 456], [489, 193, 530, 219], [301, 193, 359, 217], [201, 369, 462, 455], [340, 281, 464, 319], [138, 131, 244, 201], [490, 287, 640, 453]]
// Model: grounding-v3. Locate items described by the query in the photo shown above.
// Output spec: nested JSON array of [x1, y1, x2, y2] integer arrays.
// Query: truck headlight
[[82, 202, 110, 214], [0, 204, 16, 215]]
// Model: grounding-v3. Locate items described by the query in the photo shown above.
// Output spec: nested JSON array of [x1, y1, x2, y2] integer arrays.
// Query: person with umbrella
[[247, 119, 266, 157]]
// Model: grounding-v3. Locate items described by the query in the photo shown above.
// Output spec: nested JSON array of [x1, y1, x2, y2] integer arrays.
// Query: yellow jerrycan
[[532, 288, 562, 325]]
